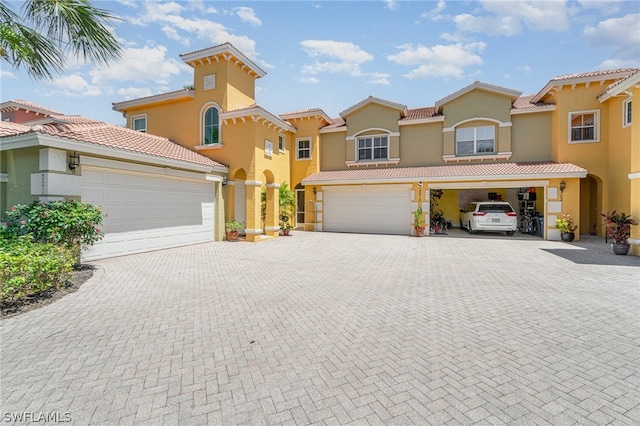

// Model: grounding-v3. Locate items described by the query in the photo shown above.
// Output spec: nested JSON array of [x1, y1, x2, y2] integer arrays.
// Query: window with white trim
[[569, 110, 599, 142], [297, 138, 311, 159], [357, 135, 388, 161], [623, 99, 632, 128], [278, 134, 285, 152], [456, 126, 495, 155], [203, 106, 219, 145], [132, 115, 147, 133], [265, 140, 273, 157]]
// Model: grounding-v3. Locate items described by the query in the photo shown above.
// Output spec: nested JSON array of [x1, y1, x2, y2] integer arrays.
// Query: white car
[[460, 201, 518, 235]]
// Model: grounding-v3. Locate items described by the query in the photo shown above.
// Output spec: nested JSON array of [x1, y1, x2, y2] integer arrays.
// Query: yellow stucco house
[[5, 42, 634, 259], [110, 43, 638, 254]]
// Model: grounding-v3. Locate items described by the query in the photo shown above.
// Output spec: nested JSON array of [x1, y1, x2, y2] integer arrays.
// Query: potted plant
[[601, 211, 638, 255], [414, 206, 425, 237], [280, 220, 293, 236], [225, 218, 243, 242], [555, 213, 577, 242]]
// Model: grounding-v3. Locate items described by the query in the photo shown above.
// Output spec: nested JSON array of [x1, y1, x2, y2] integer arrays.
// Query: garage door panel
[[82, 167, 215, 260], [324, 186, 411, 235]]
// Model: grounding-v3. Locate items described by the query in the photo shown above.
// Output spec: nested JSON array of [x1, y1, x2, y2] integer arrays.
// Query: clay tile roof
[[321, 117, 346, 130], [1, 115, 226, 170], [402, 107, 439, 120], [550, 68, 638, 82], [512, 95, 554, 110], [302, 161, 587, 184], [0, 121, 30, 137], [0, 99, 62, 115]]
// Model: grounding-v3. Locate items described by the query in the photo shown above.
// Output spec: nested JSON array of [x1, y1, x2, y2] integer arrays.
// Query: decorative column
[[264, 183, 280, 237], [244, 180, 263, 242]]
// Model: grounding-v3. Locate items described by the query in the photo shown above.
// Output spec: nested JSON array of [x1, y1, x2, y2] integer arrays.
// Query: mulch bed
[[1, 265, 96, 320]]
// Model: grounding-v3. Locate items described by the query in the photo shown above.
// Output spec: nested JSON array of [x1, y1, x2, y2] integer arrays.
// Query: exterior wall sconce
[[559, 180, 566, 200], [313, 186, 317, 196], [68, 152, 80, 174], [222, 176, 228, 186]]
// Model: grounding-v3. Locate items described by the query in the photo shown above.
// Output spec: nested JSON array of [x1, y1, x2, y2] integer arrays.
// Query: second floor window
[[570, 111, 598, 142], [132, 116, 146, 133], [357, 135, 388, 160], [456, 126, 495, 155], [623, 99, 632, 127], [203, 107, 219, 145], [279, 134, 285, 152], [297, 138, 311, 159]]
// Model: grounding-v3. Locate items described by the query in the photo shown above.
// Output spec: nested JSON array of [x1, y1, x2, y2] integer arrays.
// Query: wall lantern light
[[559, 180, 566, 200], [222, 176, 228, 186], [68, 152, 80, 174], [313, 186, 317, 196]]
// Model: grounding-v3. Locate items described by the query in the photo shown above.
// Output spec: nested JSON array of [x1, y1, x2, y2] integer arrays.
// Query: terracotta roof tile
[[321, 117, 346, 130], [0, 115, 226, 170], [551, 68, 638, 82], [512, 95, 554, 110], [402, 107, 439, 120], [0, 121, 30, 137], [303, 161, 587, 184], [0, 99, 61, 115]]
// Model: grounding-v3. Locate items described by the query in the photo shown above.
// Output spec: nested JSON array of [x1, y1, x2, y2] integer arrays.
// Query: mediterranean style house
[[2, 42, 638, 258]]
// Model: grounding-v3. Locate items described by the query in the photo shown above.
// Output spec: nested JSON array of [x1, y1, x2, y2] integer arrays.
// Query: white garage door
[[323, 185, 412, 235], [81, 166, 215, 260]]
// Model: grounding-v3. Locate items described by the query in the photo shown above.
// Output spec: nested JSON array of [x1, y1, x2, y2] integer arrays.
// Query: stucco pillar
[[265, 183, 280, 237], [244, 180, 263, 242]]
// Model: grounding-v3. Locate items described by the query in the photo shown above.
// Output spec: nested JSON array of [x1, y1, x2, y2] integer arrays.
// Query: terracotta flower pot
[[415, 226, 425, 237], [227, 230, 238, 241]]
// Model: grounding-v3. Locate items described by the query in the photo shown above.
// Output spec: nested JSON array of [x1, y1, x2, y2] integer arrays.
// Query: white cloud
[[387, 42, 486, 79], [89, 45, 189, 85], [385, 0, 398, 11], [421, 0, 446, 21], [1, 70, 15, 79], [578, 0, 624, 14], [300, 40, 374, 76], [235, 7, 261, 26], [299, 77, 320, 84], [369, 73, 391, 85], [455, 0, 569, 36], [596, 58, 640, 69], [129, 1, 262, 62], [116, 86, 154, 99], [48, 74, 102, 97], [584, 14, 640, 58]]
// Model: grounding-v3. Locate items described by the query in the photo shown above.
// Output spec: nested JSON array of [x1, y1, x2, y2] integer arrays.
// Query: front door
[[234, 181, 246, 235], [296, 189, 305, 227]]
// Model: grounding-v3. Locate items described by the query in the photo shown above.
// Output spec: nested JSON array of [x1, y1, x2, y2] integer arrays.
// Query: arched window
[[203, 106, 219, 145]]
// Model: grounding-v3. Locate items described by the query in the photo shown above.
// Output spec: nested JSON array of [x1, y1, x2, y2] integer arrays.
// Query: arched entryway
[[580, 174, 602, 236]]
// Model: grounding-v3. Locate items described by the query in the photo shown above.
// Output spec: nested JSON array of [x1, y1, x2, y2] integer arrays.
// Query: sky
[[2, 0, 639, 125]]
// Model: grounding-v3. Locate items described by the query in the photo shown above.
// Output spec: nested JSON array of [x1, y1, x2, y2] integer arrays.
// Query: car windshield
[[479, 204, 513, 213]]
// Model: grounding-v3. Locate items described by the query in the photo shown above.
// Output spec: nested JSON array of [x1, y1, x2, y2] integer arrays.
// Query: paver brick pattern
[[1, 232, 639, 425]]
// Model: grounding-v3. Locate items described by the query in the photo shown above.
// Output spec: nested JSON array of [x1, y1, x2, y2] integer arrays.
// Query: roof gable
[[435, 81, 521, 111], [179, 42, 266, 79], [339, 96, 407, 118], [532, 68, 638, 103]]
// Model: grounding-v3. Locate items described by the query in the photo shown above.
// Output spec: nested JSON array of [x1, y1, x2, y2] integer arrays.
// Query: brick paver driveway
[[1, 232, 639, 425]]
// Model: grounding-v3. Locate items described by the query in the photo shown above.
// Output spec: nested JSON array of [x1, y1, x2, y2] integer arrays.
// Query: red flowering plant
[[601, 211, 638, 244], [2, 199, 104, 254]]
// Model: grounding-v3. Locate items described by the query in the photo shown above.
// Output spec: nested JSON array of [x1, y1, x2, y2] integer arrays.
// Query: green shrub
[[0, 236, 75, 305], [1, 199, 104, 251]]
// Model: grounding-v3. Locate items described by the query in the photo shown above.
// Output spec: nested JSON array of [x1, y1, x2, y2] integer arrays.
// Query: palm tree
[[0, 0, 122, 80]]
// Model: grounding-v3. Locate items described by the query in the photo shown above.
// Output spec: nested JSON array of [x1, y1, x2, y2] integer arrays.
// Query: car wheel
[[506, 231, 515, 236], [468, 221, 476, 234]]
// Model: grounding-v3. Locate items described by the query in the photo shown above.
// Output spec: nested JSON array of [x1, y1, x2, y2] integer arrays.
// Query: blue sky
[[2, 0, 639, 125]]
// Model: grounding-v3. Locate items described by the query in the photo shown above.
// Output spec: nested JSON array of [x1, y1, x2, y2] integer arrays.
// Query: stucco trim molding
[[244, 229, 263, 235], [345, 158, 401, 168], [264, 226, 280, 232], [443, 152, 512, 162], [0, 173, 7, 183], [628, 172, 640, 180], [266, 183, 281, 188], [245, 180, 263, 186]]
